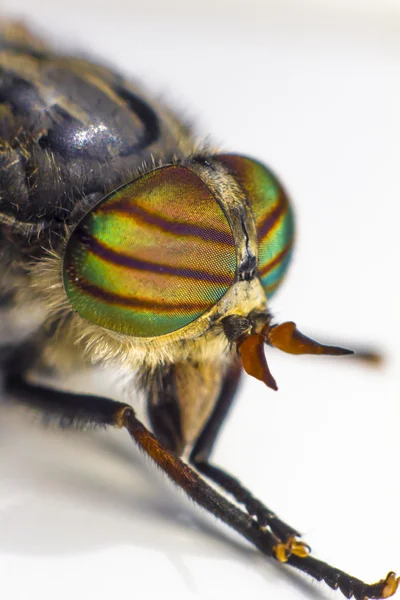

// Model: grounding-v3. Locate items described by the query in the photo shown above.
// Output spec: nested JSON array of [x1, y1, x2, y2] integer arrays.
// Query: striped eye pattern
[[63, 166, 237, 337], [216, 155, 294, 298]]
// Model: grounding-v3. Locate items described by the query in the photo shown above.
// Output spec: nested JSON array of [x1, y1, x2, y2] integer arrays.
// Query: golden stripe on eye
[[258, 239, 294, 278], [64, 165, 237, 336], [98, 201, 234, 246], [212, 154, 294, 299], [69, 269, 210, 313], [264, 279, 281, 295], [257, 193, 288, 241], [76, 229, 233, 285]]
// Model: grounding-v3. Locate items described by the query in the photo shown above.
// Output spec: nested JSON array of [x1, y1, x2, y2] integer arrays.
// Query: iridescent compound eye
[[216, 155, 294, 298], [63, 166, 237, 337]]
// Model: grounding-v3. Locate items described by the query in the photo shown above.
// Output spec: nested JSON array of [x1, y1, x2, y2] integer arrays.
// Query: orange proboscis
[[237, 320, 355, 390], [266, 321, 353, 356], [238, 333, 278, 391]]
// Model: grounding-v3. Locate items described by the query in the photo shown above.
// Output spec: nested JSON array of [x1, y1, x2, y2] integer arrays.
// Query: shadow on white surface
[[0, 402, 334, 600]]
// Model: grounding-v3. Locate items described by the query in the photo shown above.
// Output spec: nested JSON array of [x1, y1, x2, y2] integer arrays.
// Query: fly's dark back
[[0, 22, 193, 299], [0, 23, 191, 231]]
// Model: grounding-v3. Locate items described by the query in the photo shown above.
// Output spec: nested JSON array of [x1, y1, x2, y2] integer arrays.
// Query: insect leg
[[3, 371, 275, 551], [118, 404, 399, 600], [4, 372, 398, 600], [190, 360, 301, 542], [4, 372, 126, 428], [189, 365, 398, 599]]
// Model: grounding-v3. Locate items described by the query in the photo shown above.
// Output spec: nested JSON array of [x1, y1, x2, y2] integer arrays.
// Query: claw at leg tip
[[382, 572, 399, 598], [274, 536, 310, 563]]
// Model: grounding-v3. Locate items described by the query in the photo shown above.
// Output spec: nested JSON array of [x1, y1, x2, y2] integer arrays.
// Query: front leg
[[188, 364, 399, 600], [190, 360, 303, 543], [3, 372, 278, 553], [4, 372, 398, 600]]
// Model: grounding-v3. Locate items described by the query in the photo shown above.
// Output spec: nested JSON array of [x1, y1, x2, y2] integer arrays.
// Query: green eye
[[216, 155, 294, 298], [63, 166, 237, 337]]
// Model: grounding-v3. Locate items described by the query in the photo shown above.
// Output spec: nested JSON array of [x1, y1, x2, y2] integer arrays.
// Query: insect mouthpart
[[222, 313, 354, 391]]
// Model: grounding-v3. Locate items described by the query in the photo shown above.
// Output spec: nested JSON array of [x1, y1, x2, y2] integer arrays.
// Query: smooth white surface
[[0, 2, 399, 600]]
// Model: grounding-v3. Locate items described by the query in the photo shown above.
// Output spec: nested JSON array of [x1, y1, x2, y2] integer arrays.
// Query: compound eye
[[63, 166, 237, 337], [216, 155, 294, 298]]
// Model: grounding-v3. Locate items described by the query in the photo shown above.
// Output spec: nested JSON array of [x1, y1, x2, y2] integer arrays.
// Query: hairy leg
[[3, 372, 398, 600], [190, 361, 300, 541]]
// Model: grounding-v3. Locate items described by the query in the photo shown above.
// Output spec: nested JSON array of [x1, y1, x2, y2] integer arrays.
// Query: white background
[[0, 1, 399, 600]]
